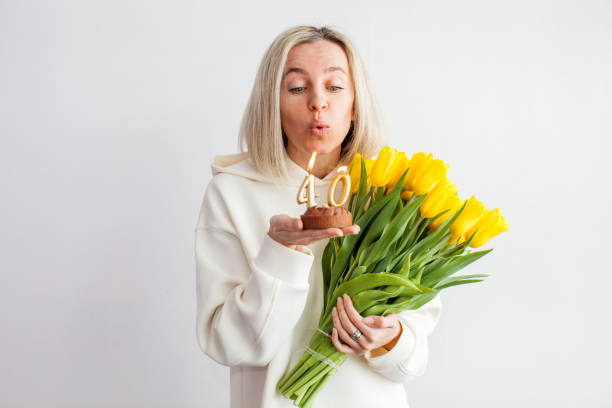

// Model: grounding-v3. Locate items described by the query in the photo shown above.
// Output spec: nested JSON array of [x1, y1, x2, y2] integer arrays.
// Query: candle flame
[[307, 152, 317, 173], [337, 165, 348, 173]]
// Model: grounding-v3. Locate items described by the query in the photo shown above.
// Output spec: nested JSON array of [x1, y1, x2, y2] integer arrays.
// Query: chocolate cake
[[300, 206, 353, 229]]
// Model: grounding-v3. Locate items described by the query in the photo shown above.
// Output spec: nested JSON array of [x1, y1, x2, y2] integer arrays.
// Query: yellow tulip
[[465, 208, 510, 248], [401, 190, 414, 201], [387, 152, 410, 189], [365, 160, 375, 185], [419, 178, 459, 218], [428, 189, 463, 230], [349, 153, 362, 193], [403, 152, 431, 190], [449, 195, 487, 240], [371, 146, 401, 187], [348, 153, 375, 193], [402, 153, 450, 195], [412, 159, 450, 195]]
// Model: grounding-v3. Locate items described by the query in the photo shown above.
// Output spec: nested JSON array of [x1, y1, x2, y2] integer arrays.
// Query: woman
[[195, 25, 442, 408]]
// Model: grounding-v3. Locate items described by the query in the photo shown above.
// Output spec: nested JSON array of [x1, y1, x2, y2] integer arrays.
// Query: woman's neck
[[287, 145, 341, 179]]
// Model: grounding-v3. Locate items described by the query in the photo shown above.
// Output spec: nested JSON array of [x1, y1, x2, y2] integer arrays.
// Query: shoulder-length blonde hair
[[238, 25, 387, 181]]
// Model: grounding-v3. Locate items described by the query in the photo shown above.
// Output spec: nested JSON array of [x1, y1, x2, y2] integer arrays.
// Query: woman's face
[[280, 40, 355, 162]]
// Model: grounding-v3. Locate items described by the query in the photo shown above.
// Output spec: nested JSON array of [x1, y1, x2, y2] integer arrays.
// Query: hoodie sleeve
[[195, 178, 315, 367], [363, 294, 442, 383]]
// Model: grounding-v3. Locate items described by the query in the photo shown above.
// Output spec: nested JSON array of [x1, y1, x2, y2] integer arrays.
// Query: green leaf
[[374, 186, 385, 202], [412, 265, 424, 285], [320, 241, 335, 309], [351, 156, 369, 217], [363, 190, 425, 267], [348, 193, 401, 279], [396, 216, 424, 255], [322, 272, 428, 318], [350, 265, 368, 279], [361, 289, 439, 316], [435, 273, 489, 288], [351, 287, 404, 313], [371, 247, 396, 274], [456, 228, 479, 252], [421, 249, 493, 287], [403, 291, 440, 311], [395, 252, 412, 278], [435, 279, 486, 290], [354, 187, 375, 222], [409, 200, 468, 259]]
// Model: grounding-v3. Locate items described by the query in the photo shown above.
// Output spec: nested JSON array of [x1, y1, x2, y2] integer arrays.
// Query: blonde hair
[[238, 25, 387, 181]]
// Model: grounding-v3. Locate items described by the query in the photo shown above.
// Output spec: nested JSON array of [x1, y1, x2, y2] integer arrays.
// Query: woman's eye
[[329, 86, 343, 92], [289, 87, 305, 93]]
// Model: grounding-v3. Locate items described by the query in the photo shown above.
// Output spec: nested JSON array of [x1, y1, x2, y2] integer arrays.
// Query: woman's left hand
[[331, 294, 401, 355]]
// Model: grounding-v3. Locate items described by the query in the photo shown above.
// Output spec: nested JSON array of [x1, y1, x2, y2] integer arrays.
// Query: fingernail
[[355, 226, 360, 233]]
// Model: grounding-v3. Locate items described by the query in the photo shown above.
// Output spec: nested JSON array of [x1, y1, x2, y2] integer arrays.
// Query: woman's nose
[[309, 91, 328, 112]]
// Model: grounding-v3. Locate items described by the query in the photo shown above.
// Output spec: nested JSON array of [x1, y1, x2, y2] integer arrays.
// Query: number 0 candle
[[328, 166, 350, 207]]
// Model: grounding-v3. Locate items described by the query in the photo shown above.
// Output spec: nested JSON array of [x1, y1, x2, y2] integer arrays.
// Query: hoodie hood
[[211, 151, 345, 187]]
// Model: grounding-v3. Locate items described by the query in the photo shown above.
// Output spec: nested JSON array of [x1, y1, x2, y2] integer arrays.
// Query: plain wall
[[1, 0, 610, 407]]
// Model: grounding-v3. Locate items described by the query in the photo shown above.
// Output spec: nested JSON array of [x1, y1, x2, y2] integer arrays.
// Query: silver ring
[[350, 329, 362, 342]]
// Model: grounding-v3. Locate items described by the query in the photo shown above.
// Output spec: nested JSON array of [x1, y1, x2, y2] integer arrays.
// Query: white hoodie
[[195, 151, 442, 408]]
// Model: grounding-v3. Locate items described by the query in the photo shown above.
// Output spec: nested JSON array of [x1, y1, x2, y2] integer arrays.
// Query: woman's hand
[[268, 214, 360, 248], [331, 294, 402, 356]]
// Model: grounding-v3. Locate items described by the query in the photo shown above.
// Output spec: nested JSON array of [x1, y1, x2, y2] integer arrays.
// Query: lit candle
[[328, 166, 351, 207], [297, 152, 319, 208]]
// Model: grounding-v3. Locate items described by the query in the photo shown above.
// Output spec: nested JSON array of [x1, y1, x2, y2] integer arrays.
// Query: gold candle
[[328, 165, 350, 207], [297, 152, 319, 208]]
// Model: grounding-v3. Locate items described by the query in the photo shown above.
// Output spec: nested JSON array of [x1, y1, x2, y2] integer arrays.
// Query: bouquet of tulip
[[277, 147, 509, 407]]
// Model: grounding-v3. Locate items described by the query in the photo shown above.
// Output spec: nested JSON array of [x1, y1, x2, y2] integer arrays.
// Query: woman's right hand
[[268, 214, 360, 249]]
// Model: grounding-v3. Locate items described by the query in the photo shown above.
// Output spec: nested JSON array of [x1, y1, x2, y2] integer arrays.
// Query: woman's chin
[[304, 139, 342, 155]]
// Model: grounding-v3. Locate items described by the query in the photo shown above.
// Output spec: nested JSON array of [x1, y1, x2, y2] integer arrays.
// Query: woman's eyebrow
[[283, 66, 347, 78]]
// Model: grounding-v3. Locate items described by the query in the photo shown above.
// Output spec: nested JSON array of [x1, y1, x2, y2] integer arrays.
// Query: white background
[[1, 0, 611, 407]]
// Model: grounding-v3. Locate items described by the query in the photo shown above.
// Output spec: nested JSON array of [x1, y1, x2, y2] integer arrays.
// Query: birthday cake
[[301, 206, 352, 229]]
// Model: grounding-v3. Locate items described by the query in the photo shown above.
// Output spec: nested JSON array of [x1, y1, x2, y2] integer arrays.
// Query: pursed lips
[[310, 120, 330, 130]]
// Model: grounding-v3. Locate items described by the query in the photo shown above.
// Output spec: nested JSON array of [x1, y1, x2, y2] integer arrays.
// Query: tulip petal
[[404, 152, 431, 190], [371, 146, 400, 187], [450, 196, 487, 238], [413, 159, 450, 195], [469, 208, 510, 248], [420, 178, 459, 218], [387, 152, 410, 189], [428, 190, 463, 229], [349, 153, 363, 193]]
